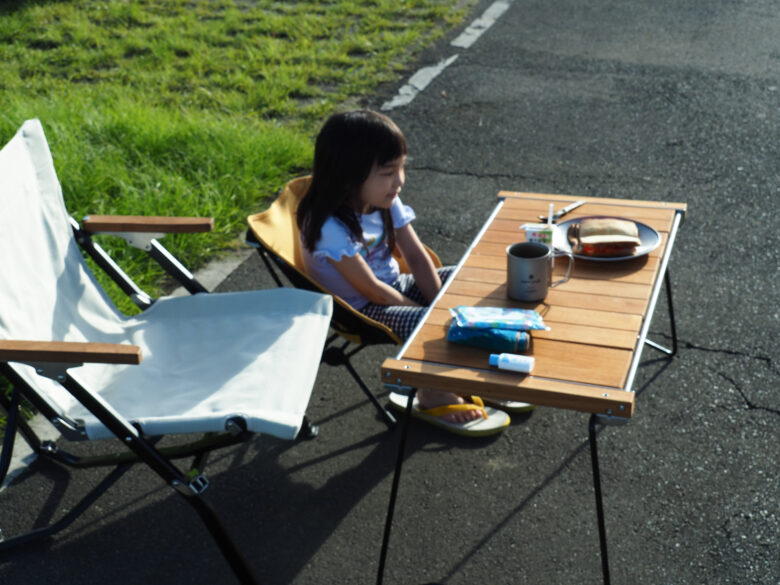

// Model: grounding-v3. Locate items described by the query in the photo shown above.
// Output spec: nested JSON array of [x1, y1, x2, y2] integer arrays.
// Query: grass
[[0, 0, 470, 311], [0, 0, 472, 433]]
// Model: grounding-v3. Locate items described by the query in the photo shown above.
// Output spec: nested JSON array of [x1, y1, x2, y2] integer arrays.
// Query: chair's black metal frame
[[72, 216, 208, 310], [0, 223, 270, 585], [375, 209, 684, 585], [246, 228, 398, 430]]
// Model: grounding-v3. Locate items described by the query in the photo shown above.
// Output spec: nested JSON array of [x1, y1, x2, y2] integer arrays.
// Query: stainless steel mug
[[506, 242, 573, 302]]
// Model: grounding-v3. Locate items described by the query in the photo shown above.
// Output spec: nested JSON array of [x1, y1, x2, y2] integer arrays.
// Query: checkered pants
[[359, 266, 455, 341]]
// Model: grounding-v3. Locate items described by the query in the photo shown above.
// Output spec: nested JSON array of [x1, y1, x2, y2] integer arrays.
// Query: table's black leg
[[377, 389, 417, 585], [589, 414, 611, 585], [664, 270, 678, 356]]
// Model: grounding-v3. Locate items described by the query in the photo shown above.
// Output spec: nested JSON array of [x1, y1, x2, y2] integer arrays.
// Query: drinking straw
[[548, 202, 555, 263]]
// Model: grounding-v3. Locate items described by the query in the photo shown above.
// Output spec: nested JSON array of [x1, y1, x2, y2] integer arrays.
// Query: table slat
[[457, 266, 653, 301], [445, 280, 650, 315], [463, 252, 658, 286]]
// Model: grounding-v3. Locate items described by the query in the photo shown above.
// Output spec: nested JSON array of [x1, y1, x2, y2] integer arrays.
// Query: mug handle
[[551, 250, 574, 288]]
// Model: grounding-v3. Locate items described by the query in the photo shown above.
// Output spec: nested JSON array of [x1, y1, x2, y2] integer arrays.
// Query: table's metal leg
[[589, 414, 611, 585], [644, 270, 678, 356], [377, 389, 417, 585], [664, 269, 678, 355]]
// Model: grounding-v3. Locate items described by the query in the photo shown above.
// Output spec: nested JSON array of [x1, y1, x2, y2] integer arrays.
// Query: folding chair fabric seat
[[13, 290, 330, 441]]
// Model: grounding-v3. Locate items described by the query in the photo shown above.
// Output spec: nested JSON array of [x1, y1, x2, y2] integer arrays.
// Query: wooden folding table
[[377, 191, 687, 585]]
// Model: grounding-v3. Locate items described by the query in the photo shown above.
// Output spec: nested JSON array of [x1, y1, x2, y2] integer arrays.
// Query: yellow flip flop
[[387, 392, 510, 437]]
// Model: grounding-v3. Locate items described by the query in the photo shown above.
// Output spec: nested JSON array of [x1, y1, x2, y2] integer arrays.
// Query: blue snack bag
[[449, 306, 548, 331]]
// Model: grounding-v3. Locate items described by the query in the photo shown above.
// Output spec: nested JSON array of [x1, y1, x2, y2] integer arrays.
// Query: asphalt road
[[1, 0, 778, 584]]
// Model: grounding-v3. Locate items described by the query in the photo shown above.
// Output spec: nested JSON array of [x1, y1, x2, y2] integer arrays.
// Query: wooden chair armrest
[[0, 340, 142, 365], [82, 215, 214, 234]]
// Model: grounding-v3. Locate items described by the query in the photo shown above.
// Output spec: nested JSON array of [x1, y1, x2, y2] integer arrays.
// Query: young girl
[[297, 110, 510, 435]]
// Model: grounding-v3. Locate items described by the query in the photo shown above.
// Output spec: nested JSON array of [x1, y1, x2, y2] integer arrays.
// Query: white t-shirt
[[301, 197, 416, 309]]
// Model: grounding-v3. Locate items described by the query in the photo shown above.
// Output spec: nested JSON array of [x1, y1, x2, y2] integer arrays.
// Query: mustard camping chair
[[246, 176, 442, 429], [0, 120, 333, 585]]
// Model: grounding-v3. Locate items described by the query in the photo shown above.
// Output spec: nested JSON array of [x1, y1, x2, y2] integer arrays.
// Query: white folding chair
[[0, 119, 333, 584]]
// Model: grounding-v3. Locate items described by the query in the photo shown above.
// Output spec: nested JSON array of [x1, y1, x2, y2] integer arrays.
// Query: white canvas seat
[[49, 289, 330, 440], [0, 119, 333, 583]]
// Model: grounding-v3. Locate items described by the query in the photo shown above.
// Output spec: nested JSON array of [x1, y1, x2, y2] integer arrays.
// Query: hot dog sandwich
[[567, 217, 641, 257]]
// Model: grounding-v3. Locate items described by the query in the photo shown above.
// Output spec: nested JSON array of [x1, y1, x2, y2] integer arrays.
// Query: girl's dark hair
[[298, 109, 407, 254]]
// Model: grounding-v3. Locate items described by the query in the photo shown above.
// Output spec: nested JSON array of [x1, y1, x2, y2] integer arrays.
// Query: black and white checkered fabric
[[359, 266, 455, 341]]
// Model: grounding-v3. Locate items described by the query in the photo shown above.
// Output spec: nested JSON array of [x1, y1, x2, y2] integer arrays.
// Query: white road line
[[381, 55, 459, 111], [451, 0, 511, 49], [381, 0, 512, 110]]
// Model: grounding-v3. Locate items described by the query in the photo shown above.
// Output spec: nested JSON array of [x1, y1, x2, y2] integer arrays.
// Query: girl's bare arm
[[394, 223, 441, 304], [328, 253, 419, 306]]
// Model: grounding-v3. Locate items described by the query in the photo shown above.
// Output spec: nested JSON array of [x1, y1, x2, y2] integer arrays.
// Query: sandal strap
[[457, 394, 486, 408], [420, 396, 488, 420]]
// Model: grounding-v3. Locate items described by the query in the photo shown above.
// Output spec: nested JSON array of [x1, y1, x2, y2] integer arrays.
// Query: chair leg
[[299, 416, 319, 439], [377, 389, 417, 585], [183, 492, 259, 585], [322, 346, 397, 429], [589, 415, 611, 585], [645, 270, 678, 356], [341, 359, 397, 429], [0, 387, 22, 487], [256, 248, 285, 288]]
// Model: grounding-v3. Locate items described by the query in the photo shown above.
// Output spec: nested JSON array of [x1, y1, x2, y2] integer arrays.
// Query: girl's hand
[[327, 253, 419, 307]]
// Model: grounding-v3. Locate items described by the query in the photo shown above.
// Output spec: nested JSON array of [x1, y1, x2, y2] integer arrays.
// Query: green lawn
[[0, 0, 470, 312]]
